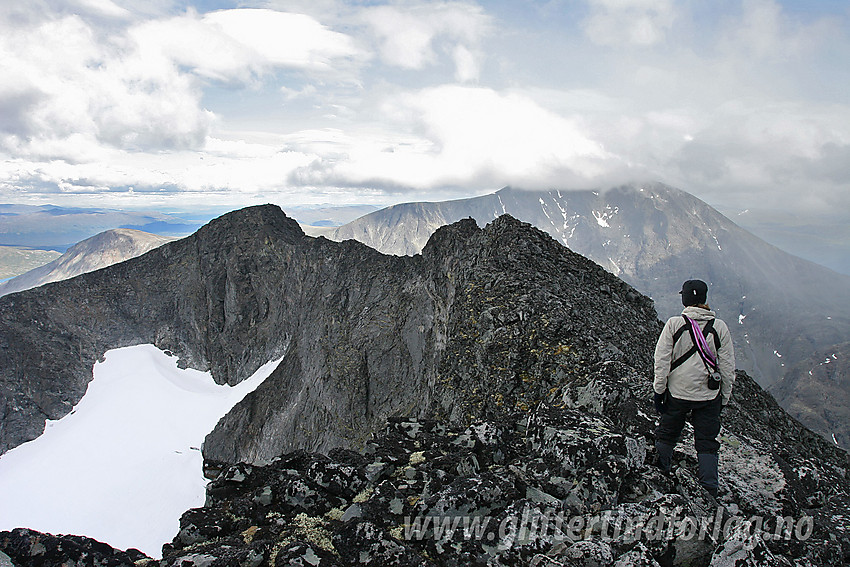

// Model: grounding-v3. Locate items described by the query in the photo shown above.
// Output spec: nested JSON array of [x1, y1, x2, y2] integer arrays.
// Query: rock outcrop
[[161, 365, 850, 566], [3, 368, 847, 566]]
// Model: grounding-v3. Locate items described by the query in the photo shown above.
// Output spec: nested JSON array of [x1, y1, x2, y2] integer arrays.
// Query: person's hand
[[653, 392, 667, 415]]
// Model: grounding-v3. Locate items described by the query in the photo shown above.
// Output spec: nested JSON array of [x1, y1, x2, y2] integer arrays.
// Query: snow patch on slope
[[0, 344, 281, 558]]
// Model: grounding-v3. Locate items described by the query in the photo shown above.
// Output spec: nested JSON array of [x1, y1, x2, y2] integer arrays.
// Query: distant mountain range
[[719, 207, 850, 277], [0, 229, 176, 297], [0, 204, 202, 250], [323, 183, 850, 450]]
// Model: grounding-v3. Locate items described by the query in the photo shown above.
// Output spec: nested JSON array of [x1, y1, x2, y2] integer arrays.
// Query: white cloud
[[1, 0, 849, 224], [288, 85, 622, 191], [360, 2, 491, 81], [452, 44, 479, 82], [583, 0, 676, 46], [74, 0, 132, 19], [0, 11, 213, 156], [202, 9, 361, 72], [718, 0, 842, 60], [128, 9, 364, 85]]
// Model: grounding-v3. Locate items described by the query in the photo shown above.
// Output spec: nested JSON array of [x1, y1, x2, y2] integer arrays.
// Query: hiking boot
[[655, 441, 674, 473]]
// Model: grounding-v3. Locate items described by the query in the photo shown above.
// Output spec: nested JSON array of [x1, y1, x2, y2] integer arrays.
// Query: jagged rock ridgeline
[[0, 206, 657, 461], [2, 367, 848, 566], [323, 183, 850, 450], [204, 212, 660, 465]]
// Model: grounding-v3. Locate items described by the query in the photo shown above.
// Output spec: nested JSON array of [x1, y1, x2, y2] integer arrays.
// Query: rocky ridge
[[0, 206, 848, 566], [2, 366, 848, 566], [0, 206, 658, 463], [324, 183, 850, 450]]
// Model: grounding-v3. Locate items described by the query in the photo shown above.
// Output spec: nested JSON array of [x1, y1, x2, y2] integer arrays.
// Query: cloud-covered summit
[[0, 0, 848, 223]]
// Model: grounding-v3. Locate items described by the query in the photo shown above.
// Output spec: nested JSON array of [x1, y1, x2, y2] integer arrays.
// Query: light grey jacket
[[653, 306, 736, 405]]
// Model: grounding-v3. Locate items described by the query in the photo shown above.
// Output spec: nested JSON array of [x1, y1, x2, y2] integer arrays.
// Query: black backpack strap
[[670, 344, 697, 371], [672, 322, 688, 346], [703, 318, 720, 349], [670, 316, 719, 371], [670, 316, 696, 371]]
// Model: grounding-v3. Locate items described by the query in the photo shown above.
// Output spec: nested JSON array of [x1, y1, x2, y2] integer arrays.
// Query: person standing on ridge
[[652, 279, 736, 498]]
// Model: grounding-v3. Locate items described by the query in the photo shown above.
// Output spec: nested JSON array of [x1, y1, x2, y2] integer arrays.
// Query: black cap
[[680, 279, 708, 306]]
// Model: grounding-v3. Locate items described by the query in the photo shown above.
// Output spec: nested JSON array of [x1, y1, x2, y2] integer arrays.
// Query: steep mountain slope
[[327, 183, 850, 448], [0, 229, 176, 297], [770, 344, 850, 449], [0, 206, 657, 460]]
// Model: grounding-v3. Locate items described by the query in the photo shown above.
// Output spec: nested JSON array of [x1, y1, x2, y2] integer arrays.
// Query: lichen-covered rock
[[527, 405, 646, 476], [333, 521, 430, 566], [0, 528, 148, 567]]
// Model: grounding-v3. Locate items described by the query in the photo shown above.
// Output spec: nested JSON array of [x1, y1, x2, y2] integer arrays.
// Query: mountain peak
[[193, 204, 305, 245]]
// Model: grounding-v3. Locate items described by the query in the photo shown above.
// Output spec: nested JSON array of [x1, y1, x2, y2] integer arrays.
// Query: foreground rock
[[161, 367, 848, 567], [0, 529, 147, 566], [6, 365, 845, 566]]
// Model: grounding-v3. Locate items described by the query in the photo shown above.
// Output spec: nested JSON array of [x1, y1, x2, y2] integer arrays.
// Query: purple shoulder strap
[[683, 315, 717, 369]]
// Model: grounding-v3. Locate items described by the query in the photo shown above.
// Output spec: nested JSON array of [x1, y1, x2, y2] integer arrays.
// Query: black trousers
[[655, 393, 722, 454]]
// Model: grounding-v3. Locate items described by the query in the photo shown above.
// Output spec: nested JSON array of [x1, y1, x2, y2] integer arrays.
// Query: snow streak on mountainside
[[326, 183, 850, 450], [0, 345, 280, 557], [0, 229, 176, 297]]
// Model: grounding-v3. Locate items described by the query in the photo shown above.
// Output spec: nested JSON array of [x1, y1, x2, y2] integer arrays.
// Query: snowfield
[[0, 344, 281, 558]]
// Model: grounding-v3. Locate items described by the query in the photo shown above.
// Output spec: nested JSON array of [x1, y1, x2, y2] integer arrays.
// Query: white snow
[[0, 344, 281, 558], [592, 210, 609, 227], [738, 314, 746, 324], [708, 228, 722, 251]]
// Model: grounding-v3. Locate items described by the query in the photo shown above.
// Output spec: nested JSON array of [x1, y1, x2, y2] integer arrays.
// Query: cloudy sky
[[1, 0, 849, 220]]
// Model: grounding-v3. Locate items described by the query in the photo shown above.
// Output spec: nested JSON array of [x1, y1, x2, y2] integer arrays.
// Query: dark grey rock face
[[205, 213, 660, 464], [0, 205, 302, 454], [0, 206, 658, 462], [325, 183, 850, 448]]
